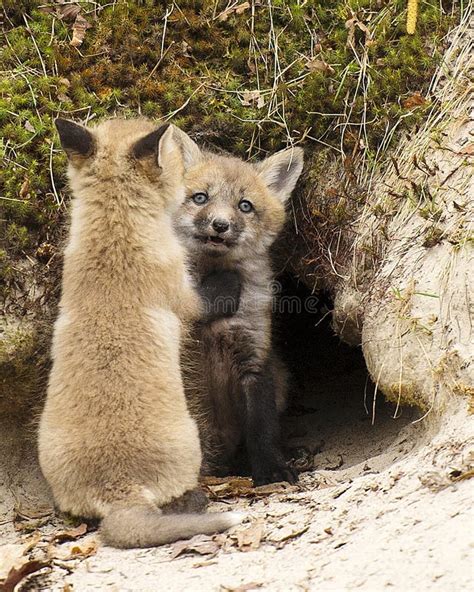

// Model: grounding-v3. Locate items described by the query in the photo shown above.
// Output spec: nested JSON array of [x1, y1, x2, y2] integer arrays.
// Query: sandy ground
[[1, 321, 473, 591]]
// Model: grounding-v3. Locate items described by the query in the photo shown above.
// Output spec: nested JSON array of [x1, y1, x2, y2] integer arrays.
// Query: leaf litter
[[53, 523, 88, 543], [235, 521, 264, 552], [0, 521, 97, 592], [170, 535, 222, 560], [201, 476, 299, 500]]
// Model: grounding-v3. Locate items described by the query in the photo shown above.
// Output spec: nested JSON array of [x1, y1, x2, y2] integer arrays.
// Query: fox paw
[[162, 488, 208, 514], [252, 460, 299, 487]]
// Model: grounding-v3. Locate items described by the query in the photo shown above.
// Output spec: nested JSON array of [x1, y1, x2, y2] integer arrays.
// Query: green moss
[[0, 0, 457, 304]]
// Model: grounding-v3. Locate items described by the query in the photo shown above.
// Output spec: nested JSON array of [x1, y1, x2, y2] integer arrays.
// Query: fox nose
[[212, 218, 230, 234]]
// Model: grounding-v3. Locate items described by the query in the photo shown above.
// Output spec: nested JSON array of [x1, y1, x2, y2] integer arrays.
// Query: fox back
[[38, 119, 241, 546]]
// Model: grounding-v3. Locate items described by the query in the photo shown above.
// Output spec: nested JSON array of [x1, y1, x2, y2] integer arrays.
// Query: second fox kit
[[38, 118, 240, 548], [175, 131, 304, 485]]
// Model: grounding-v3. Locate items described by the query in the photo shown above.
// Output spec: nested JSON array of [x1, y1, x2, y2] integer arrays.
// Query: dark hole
[[274, 273, 418, 475]]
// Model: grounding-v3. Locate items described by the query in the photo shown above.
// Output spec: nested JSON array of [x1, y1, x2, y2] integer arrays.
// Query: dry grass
[[287, 2, 472, 294]]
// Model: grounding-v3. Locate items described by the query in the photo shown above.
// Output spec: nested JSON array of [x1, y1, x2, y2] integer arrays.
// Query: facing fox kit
[[174, 130, 304, 485], [38, 118, 241, 548]]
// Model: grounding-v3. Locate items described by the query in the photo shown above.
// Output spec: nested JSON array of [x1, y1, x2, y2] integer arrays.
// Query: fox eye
[[238, 199, 253, 213], [192, 192, 208, 205]]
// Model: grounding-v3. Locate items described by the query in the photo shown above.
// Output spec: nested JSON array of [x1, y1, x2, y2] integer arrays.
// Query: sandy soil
[[1, 319, 473, 591]]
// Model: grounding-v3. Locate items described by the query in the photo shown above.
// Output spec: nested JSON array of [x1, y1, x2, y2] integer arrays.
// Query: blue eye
[[192, 192, 208, 205], [239, 200, 253, 213]]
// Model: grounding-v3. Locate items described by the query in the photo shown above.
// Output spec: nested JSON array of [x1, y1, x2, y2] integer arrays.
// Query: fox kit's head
[[173, 130, 304, 260], [55, 118, 184, 211]]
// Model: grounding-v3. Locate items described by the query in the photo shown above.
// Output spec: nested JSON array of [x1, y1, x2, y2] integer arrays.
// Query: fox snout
[[188, 210, 244, 254], [212, 218, 230, 234], [195, 210, 242, 238]]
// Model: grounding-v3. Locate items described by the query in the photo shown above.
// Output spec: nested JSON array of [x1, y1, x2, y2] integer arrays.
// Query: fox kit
[[38, 118, 241, 548], [174, 130, 304, 485]]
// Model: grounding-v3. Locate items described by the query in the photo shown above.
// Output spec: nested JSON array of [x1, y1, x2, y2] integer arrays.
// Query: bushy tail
[[100, 505, 242, 549]]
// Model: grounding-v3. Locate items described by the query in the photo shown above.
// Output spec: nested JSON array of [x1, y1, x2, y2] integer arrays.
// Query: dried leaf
[[19, 178, 30, 198], [14, 518, 50, 533], [403, 92, 426, 109], [170, 534, 220, 560], [24, 533, 42, 554], [252, 482, 293, 496], [181, 40, 191, 57], [202, 475, 297, 500], [218, 2, 250, 22], [345, 16, 372, 48], [240, 90, 264, 108], [450, 468, 474, 481], [306, 59, 335, 74], [1, 560, 50, 592], [192, 559, 218, 568], [54, 523, 88, 543], [202, 476, 253, 499], [201, 476, 253, 487], [58, 4, 81, 22], [269, 525, 309, 545], [460, 144, 474, 155], [24, 120, 35, 133], [69, 539, 98, 558], [13, 502, 53, 521], [70, 14, 91, 47], [236, 522, 263, 552]]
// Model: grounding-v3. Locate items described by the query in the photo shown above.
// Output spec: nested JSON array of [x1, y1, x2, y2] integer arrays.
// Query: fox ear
[[171, 126, 204, 169], [256, 147, 304, 203], [55, 118, 94, 159], [132, 123, 173, 167]]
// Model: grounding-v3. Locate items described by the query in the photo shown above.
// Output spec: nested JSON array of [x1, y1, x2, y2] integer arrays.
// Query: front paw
[[252, 457, 299, 487]]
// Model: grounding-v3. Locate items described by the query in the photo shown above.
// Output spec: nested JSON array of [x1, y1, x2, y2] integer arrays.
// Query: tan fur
[[174, 131, 303, 476], [38, 118, 241, 547]]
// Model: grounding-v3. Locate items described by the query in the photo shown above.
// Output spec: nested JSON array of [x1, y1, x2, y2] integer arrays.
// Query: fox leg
[[241, 360, 298, 486]]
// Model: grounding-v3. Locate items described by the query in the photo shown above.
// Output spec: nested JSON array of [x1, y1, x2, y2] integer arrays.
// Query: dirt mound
[[1, 304, 472, 590]]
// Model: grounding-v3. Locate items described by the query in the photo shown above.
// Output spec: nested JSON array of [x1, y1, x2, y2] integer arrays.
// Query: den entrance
[[275, 275, 419, 478]]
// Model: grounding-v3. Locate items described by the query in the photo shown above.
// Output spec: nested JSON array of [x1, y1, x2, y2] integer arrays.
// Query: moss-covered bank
[[0, 0, 460, 408]]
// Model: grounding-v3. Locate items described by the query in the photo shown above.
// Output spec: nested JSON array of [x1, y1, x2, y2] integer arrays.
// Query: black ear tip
[[154, 122, 171, 143], [55, 118, 78, 136], [132, 123, 172, 159], [55, 118, 94, 157], [55, 118, 68, 131]]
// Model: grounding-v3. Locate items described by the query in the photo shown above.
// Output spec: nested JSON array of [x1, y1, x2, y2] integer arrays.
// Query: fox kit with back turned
[[38, 118, 241, 548], [174, 131, 304, 485]]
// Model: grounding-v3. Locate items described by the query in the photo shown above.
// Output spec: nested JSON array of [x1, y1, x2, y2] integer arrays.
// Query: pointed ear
[[171, 126, 204, 169], [255, 147, 304, 203], [131, 123, 171, 165], [55, 118, 94, 159]]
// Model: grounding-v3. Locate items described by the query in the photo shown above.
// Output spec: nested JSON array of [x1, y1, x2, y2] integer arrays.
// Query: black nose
[[212, 219, 230, 233]]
